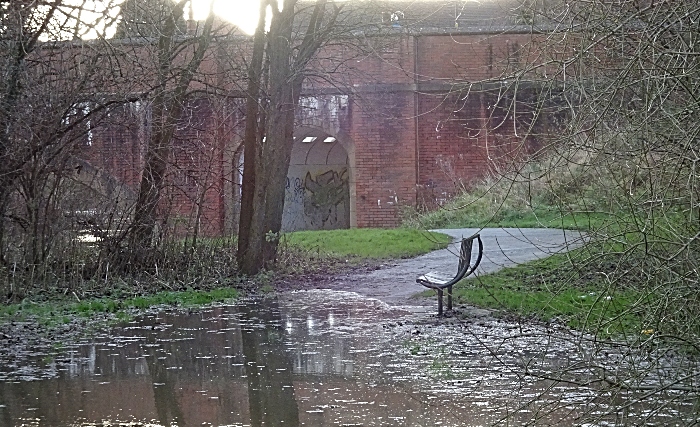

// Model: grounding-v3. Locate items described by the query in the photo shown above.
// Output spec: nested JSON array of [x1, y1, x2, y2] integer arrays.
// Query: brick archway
[[283, 126, 353, 231]]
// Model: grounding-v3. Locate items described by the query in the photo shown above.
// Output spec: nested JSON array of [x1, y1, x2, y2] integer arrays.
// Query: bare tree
[[451, 0, 700, 423], [0, 1, 127, 294], [0, 1, 65, 204], [0, 0, 231, 295], [529, 0, 699, 332]]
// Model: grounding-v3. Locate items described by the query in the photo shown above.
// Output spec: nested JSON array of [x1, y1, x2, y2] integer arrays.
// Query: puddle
[[0, 289, 697, 426]]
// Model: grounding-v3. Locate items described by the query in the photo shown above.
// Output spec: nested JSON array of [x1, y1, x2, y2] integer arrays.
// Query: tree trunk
[[130, 99, 176, 249], [237, 0, 301, 275], [237, 0, 270, 272], [237, 0, 341, 276]]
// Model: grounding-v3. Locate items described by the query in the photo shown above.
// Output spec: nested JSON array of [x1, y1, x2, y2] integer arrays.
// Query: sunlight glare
[[189, 0, 261, 35]]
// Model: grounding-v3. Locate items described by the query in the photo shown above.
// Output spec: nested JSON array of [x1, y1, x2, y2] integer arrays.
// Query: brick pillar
[[350, 91, 417, 228]]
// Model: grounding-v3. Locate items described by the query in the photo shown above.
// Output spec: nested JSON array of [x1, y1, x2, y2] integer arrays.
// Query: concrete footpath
[[325, 228, 586, 310]]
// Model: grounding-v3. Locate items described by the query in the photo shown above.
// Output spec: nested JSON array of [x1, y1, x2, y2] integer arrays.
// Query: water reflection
[[239, 300, 299, 427], [0, 292, 442, 426], [0, 290, 697, 426]]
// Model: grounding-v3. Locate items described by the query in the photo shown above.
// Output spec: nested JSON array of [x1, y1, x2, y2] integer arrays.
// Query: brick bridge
[[80, 1, 545, 235]]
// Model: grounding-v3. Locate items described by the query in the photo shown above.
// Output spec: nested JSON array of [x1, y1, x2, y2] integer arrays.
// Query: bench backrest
[[457, 237, 473, 276], [457, 234, 483, 278]]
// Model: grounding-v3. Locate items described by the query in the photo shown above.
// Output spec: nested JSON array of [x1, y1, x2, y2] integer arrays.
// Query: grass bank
[[1, 228, 451, 329], [449, 249, 650, 337], [0, 287, 241, 329], [404, 192, 612, 231], [410, 205, 611, 231], [402, 162, 614, 231]]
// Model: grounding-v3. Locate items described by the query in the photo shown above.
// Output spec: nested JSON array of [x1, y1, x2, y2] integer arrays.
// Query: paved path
[[326, 228, 586, 312]]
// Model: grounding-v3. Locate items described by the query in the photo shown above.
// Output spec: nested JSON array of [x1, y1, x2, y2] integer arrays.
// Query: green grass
[[0, 287, 240, 328], [492, 209, 612, 230], [120, 287, 240, 309], [284, 228, 452, 259], [450, 251, 646, 336], [411, 205, 612, 231]]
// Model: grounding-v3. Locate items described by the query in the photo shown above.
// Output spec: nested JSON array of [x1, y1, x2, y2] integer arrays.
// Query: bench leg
[[447, 285, 453, 312], [437, 288, 443, 316]]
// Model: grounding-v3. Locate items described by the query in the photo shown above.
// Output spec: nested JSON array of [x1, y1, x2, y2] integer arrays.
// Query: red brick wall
[[416, 91, 489, 209], [416, 33, 538, 82], [81, 98, 243, 237], [414, 89, 536, 211], [164, 98, 245, 237], [165, 98, 225, 237], [82, 102, 146, 189]]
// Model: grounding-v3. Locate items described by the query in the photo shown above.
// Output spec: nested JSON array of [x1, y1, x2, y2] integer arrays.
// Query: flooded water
[[0, 290, 697, 426]]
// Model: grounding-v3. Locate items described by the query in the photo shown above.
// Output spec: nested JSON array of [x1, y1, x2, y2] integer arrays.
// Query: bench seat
[[417, 234, 483, 316], [417, 272, 454, 287]]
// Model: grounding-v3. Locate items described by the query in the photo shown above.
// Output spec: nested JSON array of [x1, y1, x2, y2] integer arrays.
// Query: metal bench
[[417, 234, 483, 316]]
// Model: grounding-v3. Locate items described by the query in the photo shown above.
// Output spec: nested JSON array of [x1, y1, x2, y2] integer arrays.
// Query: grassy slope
[[450, 250, 646, 336], [411, 205, 612, 231]]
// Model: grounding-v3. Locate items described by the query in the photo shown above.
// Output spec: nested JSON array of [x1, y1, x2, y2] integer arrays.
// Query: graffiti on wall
[[303, 168, 349, 228], [286, 176, 305, 205], [283, 167, 349, 231]]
